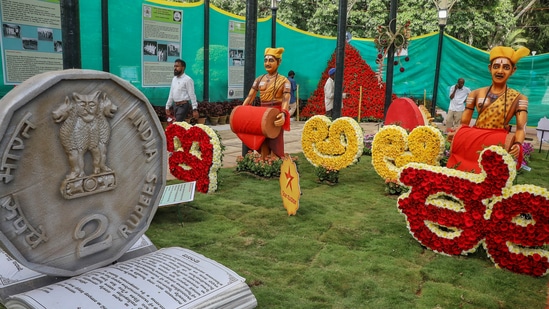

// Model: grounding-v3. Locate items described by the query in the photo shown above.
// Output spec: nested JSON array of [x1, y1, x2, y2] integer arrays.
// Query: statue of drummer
[[242, 47, 291, 159], [446, 46, 530, 173]]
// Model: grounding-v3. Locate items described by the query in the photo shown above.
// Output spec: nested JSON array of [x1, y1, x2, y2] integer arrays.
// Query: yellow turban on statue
[[489, 46, 530, 65], [264, 47, 285, 59]]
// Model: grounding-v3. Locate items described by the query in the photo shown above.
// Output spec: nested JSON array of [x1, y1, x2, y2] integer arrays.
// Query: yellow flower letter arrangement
[[371, 125, 445, 182], [165, 122, 222, 193], [301, 116, 364, 171], [398, 146, 549, 277]]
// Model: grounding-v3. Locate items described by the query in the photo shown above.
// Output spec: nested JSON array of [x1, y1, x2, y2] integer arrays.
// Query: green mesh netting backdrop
[[0, 0, 547, 126]]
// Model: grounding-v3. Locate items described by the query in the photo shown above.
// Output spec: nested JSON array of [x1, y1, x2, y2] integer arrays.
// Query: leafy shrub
[[207, 102, 225, 117], [314, 165, 339, 184], [363, 133, 375, 156], [385, 179, 409, 195], [236, 152, 299, 178]]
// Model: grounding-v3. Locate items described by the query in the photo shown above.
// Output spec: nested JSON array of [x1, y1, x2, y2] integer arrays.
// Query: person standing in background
[[324, 68, 336, 118], [165, 59, 198, 122], [446, 77, 471, 131], [288, 70, 297, 117]]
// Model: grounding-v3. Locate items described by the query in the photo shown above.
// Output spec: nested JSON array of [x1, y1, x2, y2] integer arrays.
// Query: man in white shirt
[[446, 77, 471, 131], [324, 68, 336, 117], [165, 59, 198, 122]]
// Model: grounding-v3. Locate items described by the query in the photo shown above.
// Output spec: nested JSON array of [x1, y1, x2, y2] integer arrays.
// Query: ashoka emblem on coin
[[0, 69, 166, 276]]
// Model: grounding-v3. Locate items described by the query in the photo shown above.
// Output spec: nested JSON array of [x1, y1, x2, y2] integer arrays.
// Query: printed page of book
[[5, 247, 256, 309], [0, 235, 156, 303]]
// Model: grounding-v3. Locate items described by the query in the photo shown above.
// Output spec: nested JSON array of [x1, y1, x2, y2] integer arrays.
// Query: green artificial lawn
[[146, 151, 549, 309], [1, 152, 546, 309]]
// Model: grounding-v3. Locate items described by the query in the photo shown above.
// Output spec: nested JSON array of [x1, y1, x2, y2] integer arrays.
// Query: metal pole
[[60, 0, 81, 69], [271, 3, 277, 48], [101, 0, 109, 72], [383, 0, 397, 121], [332, 0, 348, 119], [244, 0, 258, 94], [431, 24, 445, 117], [204, 0, 210, 102], [242, 0, 258, 156]]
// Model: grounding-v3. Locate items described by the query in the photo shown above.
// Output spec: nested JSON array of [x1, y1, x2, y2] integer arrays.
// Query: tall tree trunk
[[515, 0, 537, 19]]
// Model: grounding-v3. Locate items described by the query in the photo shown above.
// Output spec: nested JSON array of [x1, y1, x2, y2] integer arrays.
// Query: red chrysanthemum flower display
[[300, 43, 395, 120], [398, 146, 549, 277]]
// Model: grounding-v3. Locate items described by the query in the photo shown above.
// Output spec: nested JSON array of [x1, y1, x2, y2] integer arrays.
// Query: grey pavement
[[166, 120, 546, 180]]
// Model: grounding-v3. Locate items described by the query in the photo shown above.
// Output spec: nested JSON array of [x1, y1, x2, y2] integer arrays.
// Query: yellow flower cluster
[[371, 125, 407, 181], [199, 124, 223, 192], [407, 126, 445, 164], [418, 105, 433, 124], [371, 125, 445, 181], [427, 192, 465, 213], [425, 221, 463, 240], [301, 115, 364, 171]]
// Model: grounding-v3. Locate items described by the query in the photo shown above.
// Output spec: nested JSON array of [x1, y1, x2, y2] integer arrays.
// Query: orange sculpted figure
[[241, 47, 291, 159], [447, 46, 530, 173]]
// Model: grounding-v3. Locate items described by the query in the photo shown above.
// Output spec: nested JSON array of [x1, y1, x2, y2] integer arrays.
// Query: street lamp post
[[383, 0, 398, 122], [431, 0, 455, 118], [530, 50, 537, 86], [531, 50, 537, 70], [271, 0, 279, 47]]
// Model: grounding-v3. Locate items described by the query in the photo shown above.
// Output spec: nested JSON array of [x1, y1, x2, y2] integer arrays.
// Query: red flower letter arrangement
[[398, 145, 549, 276], [165, 122, 222, 193]]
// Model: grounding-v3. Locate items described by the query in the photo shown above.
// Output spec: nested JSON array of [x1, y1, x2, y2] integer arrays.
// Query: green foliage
[[236, 152, 299, 178], [503, 28, 529, 49], [314, 165, 339, 184], [196, 101, 208, 117], [147, 152, 549, 308], [206, 102, 225, 117], [514, 149, 549, 187], [384, 179, 409, 195], [208, 0, 547, 52], [363, 133, 374, 156], [193, 45, 228, 93], [523, 0, 549, 53], [440, 137, 451, 167]]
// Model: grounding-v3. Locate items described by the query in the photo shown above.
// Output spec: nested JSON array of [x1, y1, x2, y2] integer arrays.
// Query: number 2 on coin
[[74, 214, 113, 258]]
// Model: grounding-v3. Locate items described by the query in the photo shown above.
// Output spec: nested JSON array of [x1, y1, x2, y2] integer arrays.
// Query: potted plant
[[218, 101, 232, 125], [196, 101, 208, 124], [230, 100, 242, 114], [222, 101, 232, 115], [207, 102, 224, 125], [153, 106, 169, 128]]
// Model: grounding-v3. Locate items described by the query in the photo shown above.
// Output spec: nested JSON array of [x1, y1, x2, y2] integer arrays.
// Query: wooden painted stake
[[296, 85, 300, 121], [357, 86, 363, 122]]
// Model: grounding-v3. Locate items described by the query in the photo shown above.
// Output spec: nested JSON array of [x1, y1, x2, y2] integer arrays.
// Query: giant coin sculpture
[[0, 69, 166, 276]]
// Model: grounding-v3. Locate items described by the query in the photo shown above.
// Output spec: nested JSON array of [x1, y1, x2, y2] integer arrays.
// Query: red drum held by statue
[[384, 97, 426, 131], [230, 105, 281, 150]]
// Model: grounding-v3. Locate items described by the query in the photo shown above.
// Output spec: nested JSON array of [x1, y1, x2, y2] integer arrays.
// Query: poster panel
[[227, 20, 245, 99], [142, 4, 182, 87], [0, 0, 62, 84]]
